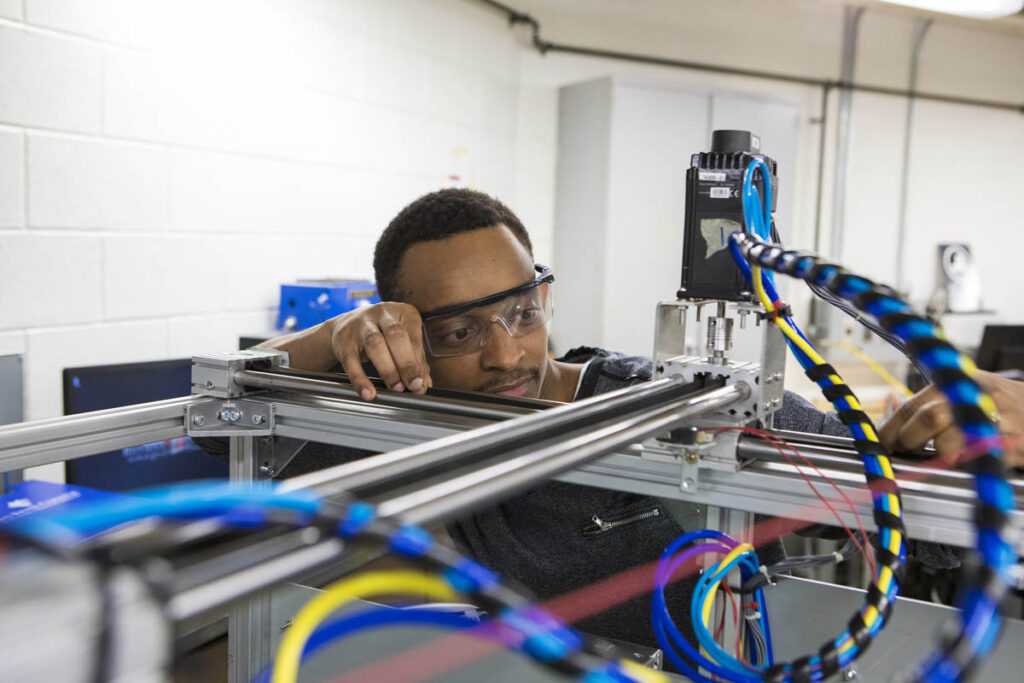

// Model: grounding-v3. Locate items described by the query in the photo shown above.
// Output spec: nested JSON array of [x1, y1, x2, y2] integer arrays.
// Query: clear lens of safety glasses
[[422, 281, 553, 358]]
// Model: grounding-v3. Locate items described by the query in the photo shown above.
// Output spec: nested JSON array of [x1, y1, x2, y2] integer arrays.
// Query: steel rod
[[234, 368, 549, 419], [166, 534, 345, 621], [164, 384, 746, 620], [378, 383, 750, 525], [277, 377, 694, 497]]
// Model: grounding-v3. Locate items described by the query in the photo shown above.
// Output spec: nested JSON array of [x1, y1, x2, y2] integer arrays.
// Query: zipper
[[582, 507, 661, 537]]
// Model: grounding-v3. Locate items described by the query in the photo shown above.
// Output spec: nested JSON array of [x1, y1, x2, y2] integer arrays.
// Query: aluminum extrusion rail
[[0, 396, 201, 472], [158, 383, 749, 621], [560, 446, 1024, 552]]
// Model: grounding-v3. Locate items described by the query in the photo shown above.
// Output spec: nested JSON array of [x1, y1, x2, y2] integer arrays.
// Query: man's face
[[395, 225, 550, 398]]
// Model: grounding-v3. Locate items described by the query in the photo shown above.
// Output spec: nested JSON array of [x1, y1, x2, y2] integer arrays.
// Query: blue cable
[[690, 550, 764, 679], [650, 531, 767, 683], [251, 607, 478, 683], [11, 480, 323, 545]]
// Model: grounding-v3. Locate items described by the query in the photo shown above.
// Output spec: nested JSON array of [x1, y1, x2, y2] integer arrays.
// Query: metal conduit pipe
[[896, 19, 934, 294], [472, 0, 1024, 114]]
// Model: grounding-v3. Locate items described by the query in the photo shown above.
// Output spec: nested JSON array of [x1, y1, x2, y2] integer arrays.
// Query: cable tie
[[759, 564, 775, 586], [833, 551, 845, 564]]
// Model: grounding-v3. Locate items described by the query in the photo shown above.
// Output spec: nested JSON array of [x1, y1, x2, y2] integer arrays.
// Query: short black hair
[[373, 188, 533, 301]]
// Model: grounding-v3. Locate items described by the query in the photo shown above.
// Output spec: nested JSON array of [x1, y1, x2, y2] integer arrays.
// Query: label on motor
[[709, 187, 731, 199], [699, 171, 727, 182]]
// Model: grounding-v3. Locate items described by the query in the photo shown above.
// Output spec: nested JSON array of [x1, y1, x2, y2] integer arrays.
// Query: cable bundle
[[651, 529, 773, 682], [719, 161, 908, 681], [730, 228, 1014, 682], [6, 484, 668, 683]]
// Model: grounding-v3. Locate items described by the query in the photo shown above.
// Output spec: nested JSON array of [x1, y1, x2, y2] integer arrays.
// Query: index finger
[[879, 384, 942, 450], [377, 317, 430, 393], [336, 339, 376, 401]]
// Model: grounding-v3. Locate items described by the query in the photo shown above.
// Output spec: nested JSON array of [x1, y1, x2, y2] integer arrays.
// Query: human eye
[[443, 326, 475, 342], [519, 304, 540, 322], [436, 322, 478, 348]]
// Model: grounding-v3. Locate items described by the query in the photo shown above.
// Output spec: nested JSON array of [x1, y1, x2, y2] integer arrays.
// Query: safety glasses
[[420, 265, 554, 358]]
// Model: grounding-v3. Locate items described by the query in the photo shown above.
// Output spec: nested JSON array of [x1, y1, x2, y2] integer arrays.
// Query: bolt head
[[251, 414, 266, 425], [684, 452, 698, 465], [260, 464, 275, 477], [681, 477, 695, 490], [842, 668, 857, 681], [192, 415, 206, 426]]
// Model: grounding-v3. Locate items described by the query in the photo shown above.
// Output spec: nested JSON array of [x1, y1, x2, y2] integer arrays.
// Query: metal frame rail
[[1, 370, 1022, 681]]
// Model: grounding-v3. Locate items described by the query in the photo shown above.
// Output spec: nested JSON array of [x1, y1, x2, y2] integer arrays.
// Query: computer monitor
[[976, 325, 1024, 373], [63, 359, 228, 492]]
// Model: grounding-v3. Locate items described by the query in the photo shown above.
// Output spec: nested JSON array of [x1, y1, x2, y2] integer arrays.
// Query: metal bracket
[[255, 436, 308, 479], [186, 399, 275, 437], [679, 447, 700, 493], [191, 349, 289, 399]]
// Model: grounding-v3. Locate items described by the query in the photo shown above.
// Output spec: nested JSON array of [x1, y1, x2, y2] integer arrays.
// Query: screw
[[280, 619, 293, 631], [192, 415, 206, 426], [251, 414, 266, 425], [260, 464, 275, 477], [842, 667, 857, 680], [218, 409, 241, 422], [684, 452, 698, 465], [681, 477, 696, 490]]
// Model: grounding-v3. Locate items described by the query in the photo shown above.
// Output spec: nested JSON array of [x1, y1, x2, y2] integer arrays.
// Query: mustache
[[475, 367, 540, 393]]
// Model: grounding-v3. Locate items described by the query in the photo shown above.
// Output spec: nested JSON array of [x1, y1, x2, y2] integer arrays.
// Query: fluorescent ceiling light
[[877, 0, 1024, 18]]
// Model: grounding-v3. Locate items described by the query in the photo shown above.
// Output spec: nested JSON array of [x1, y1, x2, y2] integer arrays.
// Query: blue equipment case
[[276, 280, 380, 331]]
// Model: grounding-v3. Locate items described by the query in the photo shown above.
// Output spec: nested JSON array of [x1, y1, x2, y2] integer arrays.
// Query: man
[[260, 188, 1014, 649]]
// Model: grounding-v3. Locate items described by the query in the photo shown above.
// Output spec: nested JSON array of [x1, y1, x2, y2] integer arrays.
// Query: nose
[[480, 317, 523, 370]]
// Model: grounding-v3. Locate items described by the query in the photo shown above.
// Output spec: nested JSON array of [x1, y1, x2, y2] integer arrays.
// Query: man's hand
[[879, 370, 1024, 468], [326, 303, 432, 401]]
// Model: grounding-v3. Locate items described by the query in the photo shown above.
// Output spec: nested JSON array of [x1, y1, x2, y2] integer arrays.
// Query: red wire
[[329, 436, 1021, 683], [714, 585, 727, 641], [721, 580, 743, 661], [711, 426, 878, 578], [734, 425, 877, 577]]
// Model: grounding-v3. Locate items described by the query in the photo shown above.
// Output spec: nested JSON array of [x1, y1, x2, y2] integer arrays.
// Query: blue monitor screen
[[63, 359, 228, 491]]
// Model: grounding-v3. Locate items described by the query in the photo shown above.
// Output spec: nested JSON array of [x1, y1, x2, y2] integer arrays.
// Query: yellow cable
[[271, 570, 457, 683], [618, 658, 671, 682], [751, 266, 879, 441], [699, 543, 755, 665], [837, 339, 913, 397]]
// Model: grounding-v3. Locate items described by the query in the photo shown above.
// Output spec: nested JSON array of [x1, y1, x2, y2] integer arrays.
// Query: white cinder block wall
[[2, 0, 1024, 480], [0, 0, 544, 445]]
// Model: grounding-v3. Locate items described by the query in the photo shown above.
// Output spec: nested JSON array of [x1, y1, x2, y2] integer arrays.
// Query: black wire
[[740, 536, 863, 595], [768, 223, 930, 379]]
